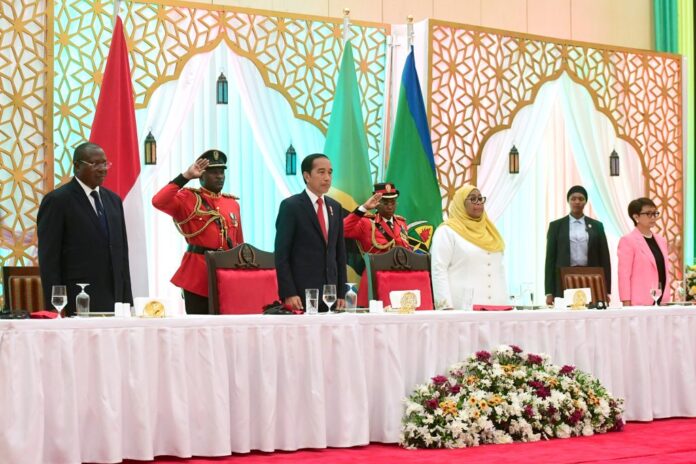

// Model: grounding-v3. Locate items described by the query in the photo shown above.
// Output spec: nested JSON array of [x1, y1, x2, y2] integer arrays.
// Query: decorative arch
[[429, 20, 683, 280], [54, 0, 389, 186]]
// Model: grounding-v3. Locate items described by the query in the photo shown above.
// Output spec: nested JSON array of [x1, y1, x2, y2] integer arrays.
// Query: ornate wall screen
[[54, 0, 389, 187], [428, 20, 683, 281], [0, 0, 53, 272]]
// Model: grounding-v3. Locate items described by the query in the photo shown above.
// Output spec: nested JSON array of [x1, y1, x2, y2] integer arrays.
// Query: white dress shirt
[[75, 176, 102, 215], [569, 215, 589, 266], [305, 188, 329, 235]]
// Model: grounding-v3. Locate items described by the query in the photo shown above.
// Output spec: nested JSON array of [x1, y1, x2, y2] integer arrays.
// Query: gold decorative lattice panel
[[54, 0, 388, 187], [429, 21, 683, 280], [0, 0, 52, 285]]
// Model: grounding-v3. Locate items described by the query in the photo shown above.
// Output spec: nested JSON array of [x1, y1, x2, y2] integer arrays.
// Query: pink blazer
[[617, 228, 671, 306]]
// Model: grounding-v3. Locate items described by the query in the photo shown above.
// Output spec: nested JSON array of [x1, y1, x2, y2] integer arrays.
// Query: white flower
[[405, 401, 425, 416], [556, 423, 572, 438], [582, 424, 594, 436], [496, 345, 513, 354]]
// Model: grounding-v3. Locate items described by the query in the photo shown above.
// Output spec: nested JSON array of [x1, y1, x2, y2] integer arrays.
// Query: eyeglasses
[[79, 160, 113, 169], [466, 196, 486, 204], [638, 211, 660, 218]]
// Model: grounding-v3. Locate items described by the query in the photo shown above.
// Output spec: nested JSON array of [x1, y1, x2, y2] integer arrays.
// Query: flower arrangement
[[400, 345, 624, 449], [685, 264, 696, 301]]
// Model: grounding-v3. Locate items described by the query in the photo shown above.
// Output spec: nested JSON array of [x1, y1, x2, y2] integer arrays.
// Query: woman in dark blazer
[[544, 185, 611, 306]]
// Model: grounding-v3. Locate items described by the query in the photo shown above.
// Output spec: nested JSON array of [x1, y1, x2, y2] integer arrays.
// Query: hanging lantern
[[609, 149, 619, 176], [508, 145, 519, 174], [285, 144, 297, 176], [216, 72, 228, 104], [144, 131, 157, 165]]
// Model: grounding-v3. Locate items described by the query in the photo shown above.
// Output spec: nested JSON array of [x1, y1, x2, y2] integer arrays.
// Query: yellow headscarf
[[442, 184, 505, 252]]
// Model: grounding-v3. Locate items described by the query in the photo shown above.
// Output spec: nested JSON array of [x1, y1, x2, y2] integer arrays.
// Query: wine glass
[[650, 283, 662, 307], [51, 285, 67, 318], [322, 284, 337, 314], [76, 283, 90, 315]]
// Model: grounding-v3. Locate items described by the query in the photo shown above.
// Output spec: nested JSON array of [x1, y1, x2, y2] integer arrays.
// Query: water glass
[[345, 283, 358, 312], [51, 285, 67, 318], [76, 283, 90, 315], [323, 284, 337, 313], [305, 288, 319, 315]]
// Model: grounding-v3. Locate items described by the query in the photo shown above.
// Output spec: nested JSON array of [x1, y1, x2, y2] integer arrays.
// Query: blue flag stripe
[[401, 47, 436, 172]]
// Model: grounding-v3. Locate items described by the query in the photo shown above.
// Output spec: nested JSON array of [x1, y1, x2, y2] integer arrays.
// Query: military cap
[[197, 149, 227, 169], [373, 182, 399, 199]]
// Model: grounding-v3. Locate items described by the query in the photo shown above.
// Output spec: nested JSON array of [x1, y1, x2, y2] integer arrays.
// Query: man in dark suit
[[544, 185, 611, 305], [37, 142, 133, 315], [275, 154, 347, 311]]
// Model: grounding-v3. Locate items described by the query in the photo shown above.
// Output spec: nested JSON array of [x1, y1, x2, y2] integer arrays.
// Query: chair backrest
[[2, 266, 43, 313], [205, 243, 278, 315], [366, 246, 434, 310], [560, 266, 608, 304]]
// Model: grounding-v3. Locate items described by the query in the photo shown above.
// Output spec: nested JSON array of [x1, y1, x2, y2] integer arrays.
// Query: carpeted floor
[[126, 418, 696, 464]]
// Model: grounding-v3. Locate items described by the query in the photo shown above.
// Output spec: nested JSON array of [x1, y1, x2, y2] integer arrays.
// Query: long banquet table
[[2, 307, 696, 463]]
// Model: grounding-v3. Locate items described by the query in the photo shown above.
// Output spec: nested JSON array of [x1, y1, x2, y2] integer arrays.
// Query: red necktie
[[316, 197, 328, 242]]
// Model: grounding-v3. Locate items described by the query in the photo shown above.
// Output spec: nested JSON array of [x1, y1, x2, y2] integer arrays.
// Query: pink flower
[[527, 354, 543, 365], [449, 384, 461, 394], [476, 351, 491, 363], [425, 398, 439, 410], [560, 365, 575, 375], [432, 375, 448, 385], [510, 345, 523, 354]]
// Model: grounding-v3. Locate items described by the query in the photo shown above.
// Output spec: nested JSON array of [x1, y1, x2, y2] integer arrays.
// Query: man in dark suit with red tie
[[37, 142, 133, 316], [274, 154, 347, 311]]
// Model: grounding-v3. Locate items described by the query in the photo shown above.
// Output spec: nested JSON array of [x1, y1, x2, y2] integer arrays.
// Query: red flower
[[425, 398, 439, 410], [523, 404, 534, 417], [476, 351, 491, 363], [560, 365, 576, 375], [510, 345, 523, 354], [568, 408, 584, 425], [527, 354, 543, 365], [449, 384, 461, 394], [432, 375, 448, 385]]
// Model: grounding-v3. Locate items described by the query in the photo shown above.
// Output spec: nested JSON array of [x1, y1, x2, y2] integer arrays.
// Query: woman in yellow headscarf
[[430, 184, 508, 309]]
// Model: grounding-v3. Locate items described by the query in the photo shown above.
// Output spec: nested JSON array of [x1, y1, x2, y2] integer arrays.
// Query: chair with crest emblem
[[205, 243, 278, 314], [366, 246, 434, 310]]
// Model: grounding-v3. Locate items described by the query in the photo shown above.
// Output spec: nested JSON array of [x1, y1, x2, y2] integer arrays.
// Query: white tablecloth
[[2, 307, 696, 463]]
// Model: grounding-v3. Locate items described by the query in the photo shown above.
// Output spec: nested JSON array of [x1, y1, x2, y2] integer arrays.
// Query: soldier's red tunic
[[153, 183, 243, 296], [344, 211, 412, 306]]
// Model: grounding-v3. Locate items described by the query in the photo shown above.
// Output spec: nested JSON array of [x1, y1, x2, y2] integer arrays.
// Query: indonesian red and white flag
[[89, 16, 149, 298]]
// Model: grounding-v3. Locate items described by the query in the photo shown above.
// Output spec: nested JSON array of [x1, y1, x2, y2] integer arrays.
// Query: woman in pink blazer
[[617, 198, 671, 306]]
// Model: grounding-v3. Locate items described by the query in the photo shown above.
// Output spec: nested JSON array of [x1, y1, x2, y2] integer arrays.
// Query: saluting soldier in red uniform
[[344, 182, 412, 307], [152, 150, 243, 314]]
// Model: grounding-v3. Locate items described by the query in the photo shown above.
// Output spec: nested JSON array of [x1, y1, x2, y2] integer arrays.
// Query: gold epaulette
[[394, 214, 406, 221], [364, 212, 376, 219]]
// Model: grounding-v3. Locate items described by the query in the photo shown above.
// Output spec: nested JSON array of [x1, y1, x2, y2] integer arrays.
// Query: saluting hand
[[362, 193, 383, 210], [183, 158, 209, 179]]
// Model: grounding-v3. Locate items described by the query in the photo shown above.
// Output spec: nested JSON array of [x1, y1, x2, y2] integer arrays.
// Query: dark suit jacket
[[544, 215, 611, 297], [37, 178, 133, 315], [274, 191, 347, 308]]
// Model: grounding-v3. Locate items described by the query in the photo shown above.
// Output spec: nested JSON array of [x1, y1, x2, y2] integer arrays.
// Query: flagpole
[[113, 0, 121, 27], [342, 8, 351, 45], [407, 14, 414, 48]]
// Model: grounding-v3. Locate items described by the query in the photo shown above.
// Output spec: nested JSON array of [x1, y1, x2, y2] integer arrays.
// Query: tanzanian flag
[[324, 39, 372, 211], [324, 40, 372, 280], [385, 47, 443, 251]]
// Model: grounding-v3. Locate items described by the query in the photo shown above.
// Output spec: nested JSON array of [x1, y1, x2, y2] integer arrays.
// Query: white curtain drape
[[479, 73, 643, 302], [135, 44, 325, 304]]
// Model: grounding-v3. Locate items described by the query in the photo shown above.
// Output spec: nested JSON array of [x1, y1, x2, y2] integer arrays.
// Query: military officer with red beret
[[344, 182, 412, 307], [152, 149, 243, 314]]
